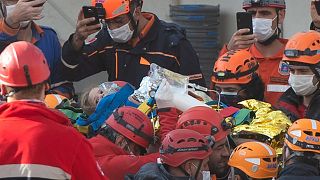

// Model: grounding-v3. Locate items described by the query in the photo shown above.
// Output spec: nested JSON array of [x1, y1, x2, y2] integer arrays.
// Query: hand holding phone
[[82, 6, 100, 26], [236, 12, 253, 35], [226, 12, 256, 50]]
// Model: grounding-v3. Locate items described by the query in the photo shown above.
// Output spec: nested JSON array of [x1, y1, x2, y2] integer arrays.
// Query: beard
[[209, 160, 230, 179]]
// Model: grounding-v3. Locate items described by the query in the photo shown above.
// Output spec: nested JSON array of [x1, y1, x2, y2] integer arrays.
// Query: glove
[[155, 79, 209, 111], [155, 79, 175, 109]]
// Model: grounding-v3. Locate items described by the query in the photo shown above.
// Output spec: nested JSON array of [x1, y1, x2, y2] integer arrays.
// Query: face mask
[[107, 22, 134, 43], [220, 91, 245, 108], [5, 4, 15, 16], [252, 16, 277, 42], [20, 20, 31, 28], [288, 74, 319, 96], [202, 171, 211, 180]]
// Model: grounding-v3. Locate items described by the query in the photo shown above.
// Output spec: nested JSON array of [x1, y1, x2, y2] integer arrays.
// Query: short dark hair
[[240, 74, 265, 101], [7, 81, 47, 99]]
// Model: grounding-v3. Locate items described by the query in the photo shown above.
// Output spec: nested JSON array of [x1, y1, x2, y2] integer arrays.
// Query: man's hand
[[311, 0, 320, 28], [227, 28, 257, 51], [5, 0, 46, 29], [71, 10, 101, 51]]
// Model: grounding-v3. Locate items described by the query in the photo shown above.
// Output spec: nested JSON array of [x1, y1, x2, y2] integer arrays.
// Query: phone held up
[[82, 3, 106, 26], [236, 12, 253, 35]]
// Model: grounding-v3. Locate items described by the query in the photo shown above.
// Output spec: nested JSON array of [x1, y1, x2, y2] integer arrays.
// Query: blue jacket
[[0, 21, 74, 98]]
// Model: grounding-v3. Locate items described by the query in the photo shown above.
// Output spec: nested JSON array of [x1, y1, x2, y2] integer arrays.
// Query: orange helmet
[[160, 129, 212, 167], [0, 41, 50, 88], [106, 106, 153, 148], [211, 50, 259, 84], [176, 106, 230, 142], [228, 142, 278, 179], [44, 94, 68, 109], [92, 0, 143, 20], [285, 118, 320, 154], [283, 31, 320, 66]]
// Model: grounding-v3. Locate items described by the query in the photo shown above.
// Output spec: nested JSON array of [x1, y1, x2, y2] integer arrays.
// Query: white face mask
[[5, 4, 15, 16], [202, 171, 211, 180], [288, 74, 319, 96], [6, 4, 31, 28], [107, 22, 134, 43], [252, 16, 277, 42]]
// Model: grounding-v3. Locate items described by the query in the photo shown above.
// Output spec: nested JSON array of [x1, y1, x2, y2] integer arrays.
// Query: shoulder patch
[[278, 61, 290, 76]]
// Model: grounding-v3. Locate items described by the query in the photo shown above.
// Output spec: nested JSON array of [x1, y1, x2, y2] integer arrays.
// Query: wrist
[[4, 16, 20, 29], [71, 34, 84, 51]]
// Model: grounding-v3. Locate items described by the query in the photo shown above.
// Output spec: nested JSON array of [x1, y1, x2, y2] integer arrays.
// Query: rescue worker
[[278, 31, 320, 121], [0, 0, 74, 98], [89, 106, 159, 180], [133, 129, 212, 180], [219, 0, 289, 106], [211, 49, 264, 108], [176, 106, 234, 180], [311, 0, 320, 32], [228, 142, 278, 180], [278, 118, 320, 179], [0, 41, 106, 179], [61, 0, 206, 88]]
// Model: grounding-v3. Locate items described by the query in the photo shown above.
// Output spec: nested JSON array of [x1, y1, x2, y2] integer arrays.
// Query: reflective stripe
[[266, 84, 290, 93], [311, 119, 317, 130], [257, 142, 273, 155], [61, 58, 79, 69], [53, 94, 63, 103], [0, 164, 71, 179]]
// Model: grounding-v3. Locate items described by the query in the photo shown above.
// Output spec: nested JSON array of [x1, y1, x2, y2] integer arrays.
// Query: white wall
[[37, 0, 312, 93]]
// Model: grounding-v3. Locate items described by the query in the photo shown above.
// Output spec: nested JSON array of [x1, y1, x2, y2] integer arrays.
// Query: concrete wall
[[37, 0, 312, 93]]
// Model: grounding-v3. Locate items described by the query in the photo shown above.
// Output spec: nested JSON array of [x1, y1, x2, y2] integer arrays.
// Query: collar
[[249, 38, 288, 60], [31, 22, 44, 44], [130, 12, 157, 47]]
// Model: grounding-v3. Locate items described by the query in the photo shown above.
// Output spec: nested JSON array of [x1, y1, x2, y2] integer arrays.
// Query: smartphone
[[28, 0, 45, 7], [82, 6, 100, 26], [236, 12, 253, 35], [315, 1, 320, 15]]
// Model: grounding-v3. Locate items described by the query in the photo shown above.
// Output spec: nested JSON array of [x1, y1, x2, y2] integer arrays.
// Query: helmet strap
[[178, 164, 191, 177], [128, 8, 139, 38], [194, 160, 203, 180]]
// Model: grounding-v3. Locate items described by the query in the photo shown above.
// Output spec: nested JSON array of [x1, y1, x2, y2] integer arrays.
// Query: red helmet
[[160, 129, 212, 167], [106, 106, 153, 148], [176, 106, 230, 142], [0, 41, 50, 88]]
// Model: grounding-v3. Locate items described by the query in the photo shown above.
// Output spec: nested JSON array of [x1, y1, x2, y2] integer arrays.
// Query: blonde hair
[[80, 90, 96, 116]]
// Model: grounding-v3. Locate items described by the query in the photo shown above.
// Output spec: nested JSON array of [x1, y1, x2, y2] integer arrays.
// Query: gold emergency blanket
[[232, 99, 292, 154]]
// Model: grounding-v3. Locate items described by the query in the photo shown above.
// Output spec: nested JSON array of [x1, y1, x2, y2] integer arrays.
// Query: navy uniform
[[61, 13, 206, 88]]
